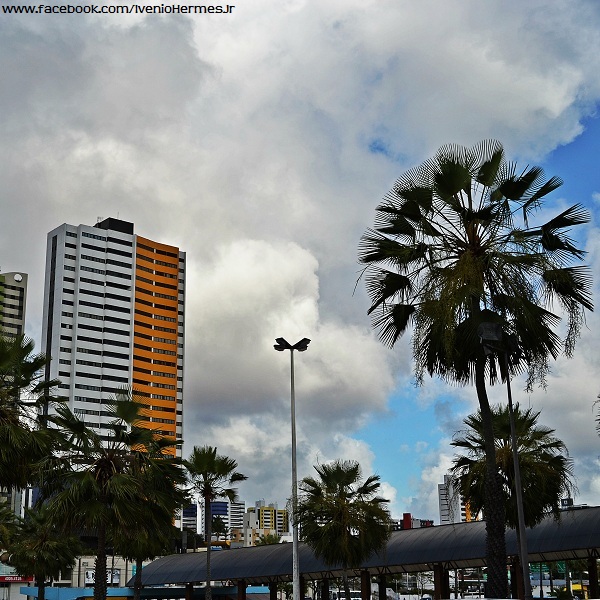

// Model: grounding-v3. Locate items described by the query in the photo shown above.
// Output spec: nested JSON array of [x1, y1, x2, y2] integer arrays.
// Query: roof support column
[[361, 570, 370, 600], [588, 557, 599, 599], [377, 575, 386, 600], [433, 564, 450, 600], [237, 579, 247, 600], [511, 557, 524, 599], [269, 582, 278, 600], [185, 582, 194, 600], [320, 578, 330, 600]]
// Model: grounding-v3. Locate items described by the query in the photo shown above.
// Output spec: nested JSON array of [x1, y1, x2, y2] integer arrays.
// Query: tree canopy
[[450, 403, 575, 528], [358, 140, 593, 598]]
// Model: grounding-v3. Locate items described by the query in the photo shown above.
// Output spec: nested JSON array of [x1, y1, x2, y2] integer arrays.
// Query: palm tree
[[449, 403, 575, 528], [0, 334, 59, 489], [185, 445, 247, 600], [358, 140, 593, 597], [41, 391, 187, 600], [295, 460, 391, 600], [7, 504, 82, 600], [211, 516, 228, 541]]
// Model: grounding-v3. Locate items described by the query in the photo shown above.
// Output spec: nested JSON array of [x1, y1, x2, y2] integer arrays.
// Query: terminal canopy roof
[[137, 506, 600, 587]]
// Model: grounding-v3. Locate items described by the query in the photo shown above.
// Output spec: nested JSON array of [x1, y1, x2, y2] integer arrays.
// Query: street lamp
[[274, 337, 311, 600], [477, 322, 532, 600]]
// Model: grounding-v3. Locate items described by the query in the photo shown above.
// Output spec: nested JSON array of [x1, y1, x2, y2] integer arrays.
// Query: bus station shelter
[[134, 506, 600, 600]]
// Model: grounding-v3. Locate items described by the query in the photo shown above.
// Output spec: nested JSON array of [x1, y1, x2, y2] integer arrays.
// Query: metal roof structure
[[136, 507, 600, 587]]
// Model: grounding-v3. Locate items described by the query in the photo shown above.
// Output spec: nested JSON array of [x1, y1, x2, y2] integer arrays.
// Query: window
[[80, 277, 104, 286], [81, 254, 106, 264], [106, 270, 131, 280], [75, 383, 101, 391], [77, 347, 102, 355], [106, 258, 131, 269], [82, 231, 106, 241], [81, 242, 104, 252], [107, 236, 133, 247], [107, 246, 132, 258], [81, 265, 105, 275], [76, 359, 102, 368], [78, 312, 103, 321]]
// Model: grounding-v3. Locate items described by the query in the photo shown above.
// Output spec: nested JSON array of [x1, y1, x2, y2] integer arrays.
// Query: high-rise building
[[197, 499, 246, 539], [0, 271, 29, 517], [0, 271, 28, 337], [438, 474, 477, 524], [41, 218, 185, 453]]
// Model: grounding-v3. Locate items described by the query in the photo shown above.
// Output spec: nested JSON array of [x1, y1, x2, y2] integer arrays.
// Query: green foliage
[[41, 390, 187, 600], [296, 460, 391, 570], [450, 403, 575, 528], [211, 516, 228, 540], [358, 140, 592, 388], [7, 504, 82, 600], [255, 532, 281, 546], [185, 445, 247, 600], [359, 140, 592, 598], [0, 334, 59, 489]]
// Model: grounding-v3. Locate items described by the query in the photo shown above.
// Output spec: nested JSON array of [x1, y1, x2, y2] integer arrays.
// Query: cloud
[[2, 0, 600, 516]]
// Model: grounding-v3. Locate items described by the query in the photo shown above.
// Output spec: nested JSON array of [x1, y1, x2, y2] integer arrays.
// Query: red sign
[[0, 575, 34, 582]]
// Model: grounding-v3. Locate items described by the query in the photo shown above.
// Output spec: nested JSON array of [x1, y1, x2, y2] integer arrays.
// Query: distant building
[[0, 270, 30, 518], [0, 271, 27, 337], [242, 500, 289, 546], [438, 474, 478, 524], [390, 512, 434, 531], [196, 499, 246, 540], [41, 218, 185, 455]]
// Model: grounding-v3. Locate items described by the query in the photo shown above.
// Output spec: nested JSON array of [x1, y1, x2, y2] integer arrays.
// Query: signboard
[[85, 570, 120, 585], [0, 575, 33, 583]]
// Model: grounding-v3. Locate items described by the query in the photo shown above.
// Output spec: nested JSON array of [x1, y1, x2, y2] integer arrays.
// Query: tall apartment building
[[41, 218, 185, 453], [196, 500, 246, 539], [0, 271, 28, 337], [0, 271, 29, 516], [438, 474, 477, 524]]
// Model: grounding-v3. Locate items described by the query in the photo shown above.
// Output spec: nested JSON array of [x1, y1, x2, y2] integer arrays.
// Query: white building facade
[[41, 218, 185, 453]]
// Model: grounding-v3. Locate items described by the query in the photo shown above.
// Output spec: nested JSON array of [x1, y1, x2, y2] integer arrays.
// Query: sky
[[1, 0, 600, 523]]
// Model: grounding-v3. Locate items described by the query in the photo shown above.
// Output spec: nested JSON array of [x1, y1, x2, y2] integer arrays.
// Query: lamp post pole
[[274, 337, 311, 600], [477, 323, 532, 600], [504, 352, 533, 600]]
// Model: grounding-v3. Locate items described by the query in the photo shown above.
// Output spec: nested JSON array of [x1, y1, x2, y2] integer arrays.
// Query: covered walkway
[[136, 506, 600, 600]]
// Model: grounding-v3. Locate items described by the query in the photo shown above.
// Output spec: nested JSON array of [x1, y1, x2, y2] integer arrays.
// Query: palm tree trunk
[[205, 495, 212, 600], [94, 523, 108, 600], [342, 574, 352, 600], [133, 557, 143, 600], [475, 354, 507, 598], [36, 576, 45, 600]]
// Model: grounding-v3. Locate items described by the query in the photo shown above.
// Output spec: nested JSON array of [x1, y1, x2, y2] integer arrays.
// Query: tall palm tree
[[0, 334, 59, 489], [450, 403, 575, 528], [185, 445, 247, 600], [295, 460, 391, 600], [358, 140, 593, 597], [41, 391, 187, 600], [7, 504, 82, 600]]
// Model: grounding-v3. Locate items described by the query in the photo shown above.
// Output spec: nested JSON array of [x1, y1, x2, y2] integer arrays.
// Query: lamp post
[[274, 337, 311, 600], [477, 323, 532, 600]]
